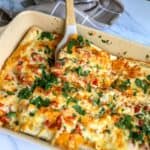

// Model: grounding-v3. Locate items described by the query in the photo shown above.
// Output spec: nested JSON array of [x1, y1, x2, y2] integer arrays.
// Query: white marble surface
[[0, 1, 150, 150]]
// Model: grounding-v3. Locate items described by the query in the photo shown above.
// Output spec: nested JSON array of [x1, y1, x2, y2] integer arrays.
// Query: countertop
[[0, 0, 150, 150]]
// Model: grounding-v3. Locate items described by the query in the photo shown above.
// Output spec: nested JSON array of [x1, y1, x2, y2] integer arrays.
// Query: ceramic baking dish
[[0, 10, 150, 149]]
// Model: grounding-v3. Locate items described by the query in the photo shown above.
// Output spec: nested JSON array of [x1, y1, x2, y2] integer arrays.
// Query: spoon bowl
[[55, 0, 103, 63], [55, 0, 77, 63]]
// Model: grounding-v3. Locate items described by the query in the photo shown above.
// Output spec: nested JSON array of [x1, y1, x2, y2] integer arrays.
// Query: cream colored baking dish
[[0, 10, 150, 149]]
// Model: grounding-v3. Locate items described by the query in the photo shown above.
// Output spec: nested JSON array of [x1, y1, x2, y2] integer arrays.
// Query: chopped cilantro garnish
[[30, 96, 43, 108], [115, 115, 133, 129], [66, 97, 78, 105], [135, 78, 149, 93], [98, 91, 103, 97], [99, 107, 105, 117], [29, 112, 35, 117], [111, 79, 118, 89], [33, 69, 58, 90], [111, 79, 131, 91], [62, 82, 76, 97], [135, 113, 144, 119], [67, 40, 76, 54], [39, 64, 46, 69], [93, 97, 101, 106], [30, 96, 50, 108], [118, 79, 131, 91], [142, 80, 149, 93], [129, 131, 143, 141], [7, 112, 16, 118], [73, 105, 86, 115], [39, 32, 54, 40], [18, 87, 32, 99], [62, 82, 71, 93], [77, 35, 84, 46], [142, 123, 150, 136], [87, 83, 91, 92], [85, 39, 91, 46], [6, 91, 15, 95], [108, 102, 116, 112], [44, 45, 52, 54], [101, 39, 109, 44], [43, 98, 51, 107], [67, 35, 91, 54], [96, 64, 101, 70], [147, 75, 150, 81], [135, 78, 143, 87], [75, 66, 90, 76], [77, 35, 91, 46]]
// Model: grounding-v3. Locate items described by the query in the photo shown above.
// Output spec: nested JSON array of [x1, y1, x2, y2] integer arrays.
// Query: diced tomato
[[4, 74, 13, 81], [45, 115, 62, 129], [31, 52, 44, 62], [143, 106, 148, 111], [51, 101, 58, 107], [0, 116, 9, 124], [55, 115, 62, 129], [66, 115, 75, 120], [53, 70, 63, 77], [55, 62, 61, 68], [44, 120, 51, 128], [138, 120, 144, 126], [92, 78, 98, 86], [0, 103, 4, 107], [143, 106, 149, 112], [0, 109, 6, 116], [75, 124, 82, 135], [64, 116, 75, 125], [79, 60, 84, 65], [134, 105, 141, 113], [17, 74, 32, 85], [17, 74, 24, 83]]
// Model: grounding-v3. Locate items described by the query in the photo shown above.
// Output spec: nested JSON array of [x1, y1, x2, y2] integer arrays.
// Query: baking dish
[[0, 10, 150, 149]]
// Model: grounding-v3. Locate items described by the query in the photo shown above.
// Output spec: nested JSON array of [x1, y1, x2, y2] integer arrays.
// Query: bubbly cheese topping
[[0, 27, 149, 150]]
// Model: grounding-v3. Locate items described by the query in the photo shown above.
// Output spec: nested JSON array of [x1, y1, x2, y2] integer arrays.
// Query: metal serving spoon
[[55, 0, 77, 63]]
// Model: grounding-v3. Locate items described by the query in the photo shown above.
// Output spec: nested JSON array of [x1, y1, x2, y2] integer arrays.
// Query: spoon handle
[[66, 0, 76, 26]]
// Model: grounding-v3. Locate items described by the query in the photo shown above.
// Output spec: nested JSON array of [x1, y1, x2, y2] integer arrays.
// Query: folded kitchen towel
[[0, 0, 150, 46]]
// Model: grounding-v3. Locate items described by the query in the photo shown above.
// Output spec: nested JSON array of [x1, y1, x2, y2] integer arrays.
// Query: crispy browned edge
[[0, 26, 42, 87]]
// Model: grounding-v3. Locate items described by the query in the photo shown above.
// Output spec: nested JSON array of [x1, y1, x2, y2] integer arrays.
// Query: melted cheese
[[0, 26, 149, 150]]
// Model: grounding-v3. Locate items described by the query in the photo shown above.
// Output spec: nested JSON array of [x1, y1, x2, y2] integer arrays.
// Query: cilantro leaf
[[129, 131, 143, 141], [67, 40, 76, 53], [115, 115, 133, 129], [18, 87, 32, 99], [73, 105, 86, 115], [39, 32, 54, 40], [33, 70, 58, 90], [99, 107, 105, 117], [75, 66, 90, 76], [30, 96, 50, 108], [7, 112, 16, 118], [66, 97, 78, 105]]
